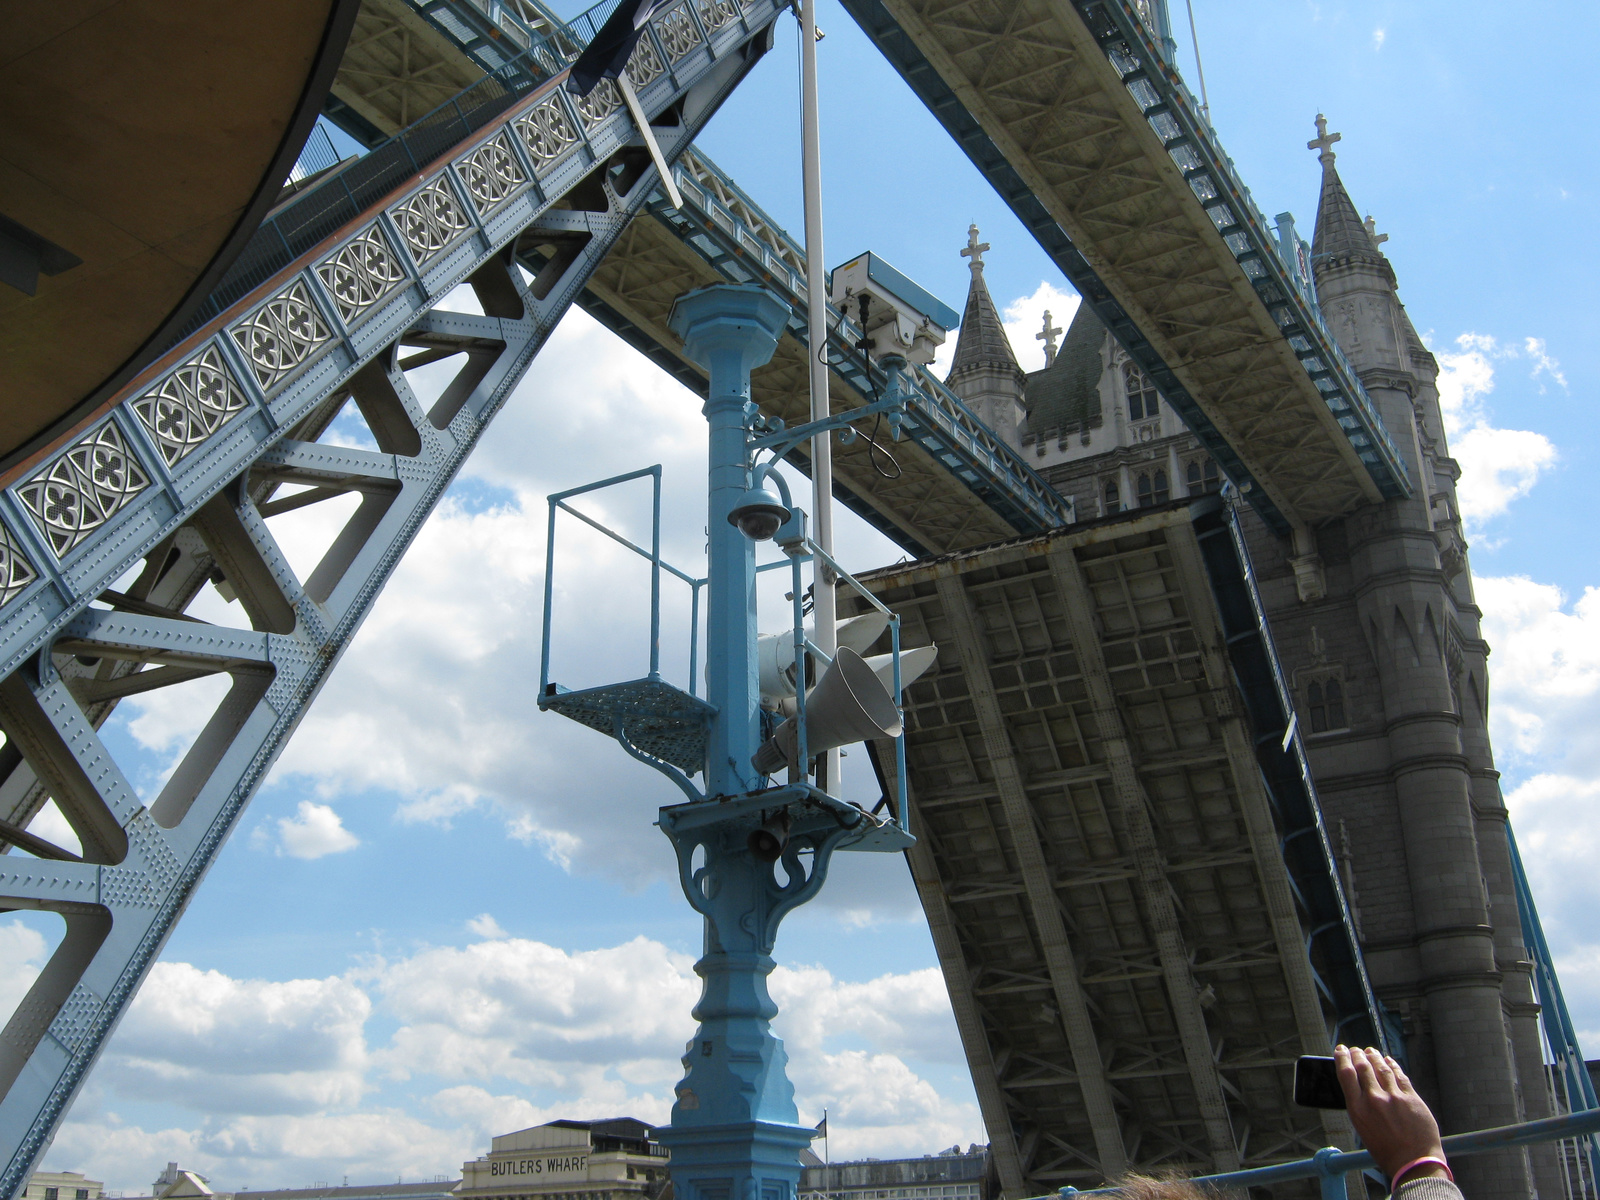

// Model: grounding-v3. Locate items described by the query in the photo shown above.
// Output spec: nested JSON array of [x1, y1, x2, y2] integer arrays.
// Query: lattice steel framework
[[0, 4, 779, 1190], [846, 503, 1380, 1194]]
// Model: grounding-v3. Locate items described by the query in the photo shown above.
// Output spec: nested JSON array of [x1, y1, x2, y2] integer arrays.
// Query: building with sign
[[458, 1120, 668, 1200]]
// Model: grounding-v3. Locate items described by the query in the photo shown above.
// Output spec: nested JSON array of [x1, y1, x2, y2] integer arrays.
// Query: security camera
[[728, 485, 790, 541]]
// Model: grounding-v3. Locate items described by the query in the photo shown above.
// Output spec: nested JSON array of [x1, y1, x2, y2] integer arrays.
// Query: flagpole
[[797, 0, 838, 791]]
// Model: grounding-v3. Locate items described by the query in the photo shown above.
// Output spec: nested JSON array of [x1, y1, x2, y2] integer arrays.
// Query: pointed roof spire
[[960, 223, 989, 274], [1037, 309, 1062, 366], [948, 224, 1022, 383], [1307, 114, 1388, 272], [1307, 113, 1341, 165]]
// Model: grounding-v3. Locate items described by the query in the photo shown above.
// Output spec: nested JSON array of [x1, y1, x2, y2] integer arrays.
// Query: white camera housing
[[830, 252, 959, 367]]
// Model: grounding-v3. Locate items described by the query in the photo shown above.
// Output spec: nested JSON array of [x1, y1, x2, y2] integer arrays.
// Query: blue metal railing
[[1072, 0, 1410, 499], [1511, 826, 1600, 1186], [541, 465, 704, 697], [1054, 1107, 1600, 1200], [663, 154, 1078, 538]]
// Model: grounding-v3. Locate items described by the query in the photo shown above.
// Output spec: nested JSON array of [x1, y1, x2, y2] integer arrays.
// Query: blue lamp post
[[655, 283, 829, 1200], [539, 281, 918, 1200]]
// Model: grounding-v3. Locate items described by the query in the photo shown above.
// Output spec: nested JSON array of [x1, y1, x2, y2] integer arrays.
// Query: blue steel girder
[[0, 3, 781, 1193], [566, 149, 1074, 559], [837, 0, 1412, 537], [1188, 496, 1384, 1052], [660, 155, 1076, 536]]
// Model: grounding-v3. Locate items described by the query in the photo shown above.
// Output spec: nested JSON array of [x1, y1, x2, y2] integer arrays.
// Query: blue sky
[[5, 0, 1598, 1191]]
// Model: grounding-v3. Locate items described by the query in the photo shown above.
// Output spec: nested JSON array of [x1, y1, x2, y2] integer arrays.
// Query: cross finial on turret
[[1036, 309, 1062, 366], [961, 223, 989, 273], [1308, 113, 1341, 165], [1363, 214, 1389, 246]]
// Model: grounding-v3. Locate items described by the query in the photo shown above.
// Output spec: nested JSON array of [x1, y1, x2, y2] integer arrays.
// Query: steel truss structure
[[847, 498, 1382, 1193], [0, 3, 782, 1188]]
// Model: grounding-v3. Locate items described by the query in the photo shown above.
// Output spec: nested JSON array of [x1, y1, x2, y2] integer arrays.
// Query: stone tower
[[945, 225, 1026, 445], [1242, 116, 1557, 1200], [988, 117, 1559, 1200]]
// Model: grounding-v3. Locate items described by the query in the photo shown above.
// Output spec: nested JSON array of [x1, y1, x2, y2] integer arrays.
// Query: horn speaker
[[752, 647, 902, 775]]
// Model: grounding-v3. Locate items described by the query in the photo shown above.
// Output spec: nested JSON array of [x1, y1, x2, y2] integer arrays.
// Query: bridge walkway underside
[[849, 506, 1366, 1194], [841, 0, 1412, 537]]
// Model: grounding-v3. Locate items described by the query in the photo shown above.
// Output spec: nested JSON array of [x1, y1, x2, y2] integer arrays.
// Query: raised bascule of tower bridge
[[0, 2, 1590, 1200]]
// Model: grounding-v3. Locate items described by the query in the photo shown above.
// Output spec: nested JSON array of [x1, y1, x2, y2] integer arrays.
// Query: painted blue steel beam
[[1189, 494, 1385, 1053], [0, 3, 783, 1193], [836, 0, 1411, 538], [1510, 827, 1600, 1184], [654, 157, 1076, 536]]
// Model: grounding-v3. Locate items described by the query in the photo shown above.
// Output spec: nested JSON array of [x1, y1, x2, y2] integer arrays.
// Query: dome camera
[[728, 485, 791, 541]]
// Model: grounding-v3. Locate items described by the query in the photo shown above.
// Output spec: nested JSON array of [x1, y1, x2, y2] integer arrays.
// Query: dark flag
[[565, 0, 673, 98]]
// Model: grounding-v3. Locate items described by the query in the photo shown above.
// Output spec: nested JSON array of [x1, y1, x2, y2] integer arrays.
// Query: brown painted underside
[[0, 0, 355, 467]]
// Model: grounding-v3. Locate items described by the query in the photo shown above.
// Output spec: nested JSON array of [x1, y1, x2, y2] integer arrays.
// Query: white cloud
[[103, 962, 372, 1115], [0, 916, 52, 1018], [1372, 27, 1386, 49], [466, 913, 507, 939], [1002, 281, 1082, 375], [1475, 575, 1600, 764], [1470, 574, 1600, 1041], [45, 932, 979, 1192], [1430, 333, 1558, 532], [257, 800, 361, 860]]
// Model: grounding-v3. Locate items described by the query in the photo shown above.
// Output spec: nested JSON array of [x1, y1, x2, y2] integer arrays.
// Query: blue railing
[[1055, 1107, 1600, 1200]]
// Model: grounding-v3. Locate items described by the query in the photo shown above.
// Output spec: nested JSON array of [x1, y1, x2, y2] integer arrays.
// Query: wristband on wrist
[[1390, 1157, 1453, 1190]]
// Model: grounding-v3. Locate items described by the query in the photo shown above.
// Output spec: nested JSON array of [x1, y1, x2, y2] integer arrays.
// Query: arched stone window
[[1104, 479, 1119, 511], [1122, 361, 1160, 421], [1137, 472, 1153, 507], [1153, 469, 1169, 503], [1187, 460, 1201, 490]]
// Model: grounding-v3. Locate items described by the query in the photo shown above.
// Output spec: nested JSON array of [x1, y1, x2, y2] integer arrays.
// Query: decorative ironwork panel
[[129, 345, 251, 467], [626, 36, 665, 87], [0, 520, 38, 607], [17, 422, 151, 557], [390, 175, 473, 265], [513, 96, 580, 172], [455, 130, 529, 214], [576, 78, 623, 129], [697, 0, 740, 31], [657, 4, 703, 61], [316, 224, 408, 324], [229, 280, 334, 391]]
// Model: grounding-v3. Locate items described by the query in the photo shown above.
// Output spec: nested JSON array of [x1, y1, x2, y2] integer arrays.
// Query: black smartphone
[[1294, 1055, 1347, 1108]]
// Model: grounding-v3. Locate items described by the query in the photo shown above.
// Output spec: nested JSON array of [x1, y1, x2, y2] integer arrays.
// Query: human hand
[[1335, 1045, 1447, 1184]]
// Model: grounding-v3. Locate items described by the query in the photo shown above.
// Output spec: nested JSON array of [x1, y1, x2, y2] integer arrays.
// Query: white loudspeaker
[[861, 644, 938, 696], [837, 611, 890, 655], [756, 611, 890, 707], [752, 647, 903, 775]]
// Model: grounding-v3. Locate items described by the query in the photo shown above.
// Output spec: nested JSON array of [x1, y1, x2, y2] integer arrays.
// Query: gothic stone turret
[[1241, 116, 1555, 1200], [945, 226, 1027, 447], [959, 117, 1554, 1200]]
